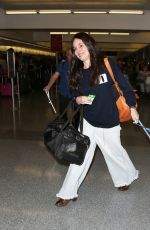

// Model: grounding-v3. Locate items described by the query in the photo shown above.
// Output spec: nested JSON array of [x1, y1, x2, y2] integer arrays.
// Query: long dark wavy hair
[[70, 32, 105, 90]]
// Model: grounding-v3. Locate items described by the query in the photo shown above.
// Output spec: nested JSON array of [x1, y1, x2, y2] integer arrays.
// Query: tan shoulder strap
[[104, 57, 123, 96], [104, 57, 116, 83]]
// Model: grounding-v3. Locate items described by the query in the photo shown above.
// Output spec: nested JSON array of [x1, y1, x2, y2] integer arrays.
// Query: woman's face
[[73, 38, 90, 63]]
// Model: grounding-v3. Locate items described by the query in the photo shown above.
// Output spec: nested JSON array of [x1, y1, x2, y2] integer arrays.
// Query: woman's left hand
[[130, 108, 139, 123], [76, 96, 92, 105]]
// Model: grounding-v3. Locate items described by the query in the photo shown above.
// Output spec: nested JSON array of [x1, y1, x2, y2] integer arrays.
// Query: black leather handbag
[[44, 104, 90, 165]]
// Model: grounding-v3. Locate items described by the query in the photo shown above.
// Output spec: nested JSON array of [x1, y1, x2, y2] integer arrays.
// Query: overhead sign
[[51, 35, 62, 52]]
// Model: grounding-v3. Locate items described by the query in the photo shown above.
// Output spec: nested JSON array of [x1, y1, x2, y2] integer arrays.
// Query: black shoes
[[55, 185, 130, 207], [55, 197, 78, 207], [118, 185, 129, 191]]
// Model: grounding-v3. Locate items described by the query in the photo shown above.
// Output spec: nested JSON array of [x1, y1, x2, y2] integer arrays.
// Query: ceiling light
[[6, 10, 37, 15], [110, 32, 130, 36], [0, 45, 52, 56], [90, 32, 109, 35], [50, 32, 68, 35], [0, 36, 47, 47], [69, 32, 89, 35], [39, 10, 71, 14], [48, 32, 130, 36], [69, 32, 79, 35], [109, 10, 143, 15], [73, 11, 107, 14]]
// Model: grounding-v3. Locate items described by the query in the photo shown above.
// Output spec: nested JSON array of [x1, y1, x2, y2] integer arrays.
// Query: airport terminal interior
[[0, 88, 150, 230], [0, 0, 150, 230]]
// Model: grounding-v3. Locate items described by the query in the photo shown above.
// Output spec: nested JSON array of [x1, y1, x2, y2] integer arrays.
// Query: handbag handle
[[104, 57, 123, 96], [57, 100, 73, 121], [70, 104, 83, 132], [62, 104, 83, 132], [56, 99, 83, 133]]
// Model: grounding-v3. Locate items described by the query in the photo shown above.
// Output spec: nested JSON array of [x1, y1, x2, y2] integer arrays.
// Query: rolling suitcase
[[0, 76, 12, 96]]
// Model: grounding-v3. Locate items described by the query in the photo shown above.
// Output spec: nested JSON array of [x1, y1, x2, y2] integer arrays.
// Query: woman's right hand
[[43, 85, 50, 93], [131, 108, 139, 123], [76, 96, 92, 105]]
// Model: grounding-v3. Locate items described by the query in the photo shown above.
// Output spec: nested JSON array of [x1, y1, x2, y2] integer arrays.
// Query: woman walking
[[55, 32, 139, 207]]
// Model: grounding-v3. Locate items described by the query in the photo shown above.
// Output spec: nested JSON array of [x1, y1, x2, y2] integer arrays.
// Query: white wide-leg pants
[[56, 120, 139, 199]]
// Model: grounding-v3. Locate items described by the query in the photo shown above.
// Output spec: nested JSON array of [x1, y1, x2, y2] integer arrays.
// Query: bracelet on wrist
[[130, 106, 136, 109]]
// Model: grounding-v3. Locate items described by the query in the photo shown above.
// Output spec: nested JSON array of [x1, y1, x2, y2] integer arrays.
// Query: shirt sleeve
[[55, 61, 63, 74], [108, 58, 136, 107]]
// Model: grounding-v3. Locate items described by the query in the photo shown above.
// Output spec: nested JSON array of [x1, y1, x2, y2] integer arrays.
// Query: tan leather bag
[[104, 58, 131, 122]]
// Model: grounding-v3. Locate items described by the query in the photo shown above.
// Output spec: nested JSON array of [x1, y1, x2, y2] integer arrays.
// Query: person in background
[[0, 53, 7, 74], [55, 32, 139, 207], [137, 64, 150, 95], [43, 49, 73, 122], [122, 66, 139, 100]]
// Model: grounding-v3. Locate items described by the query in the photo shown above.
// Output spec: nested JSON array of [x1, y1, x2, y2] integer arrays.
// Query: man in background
[[44, 49, 78, 124]]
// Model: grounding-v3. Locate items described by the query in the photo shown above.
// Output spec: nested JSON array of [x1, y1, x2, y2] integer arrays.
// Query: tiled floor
[[0, 91, 150, 230]]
